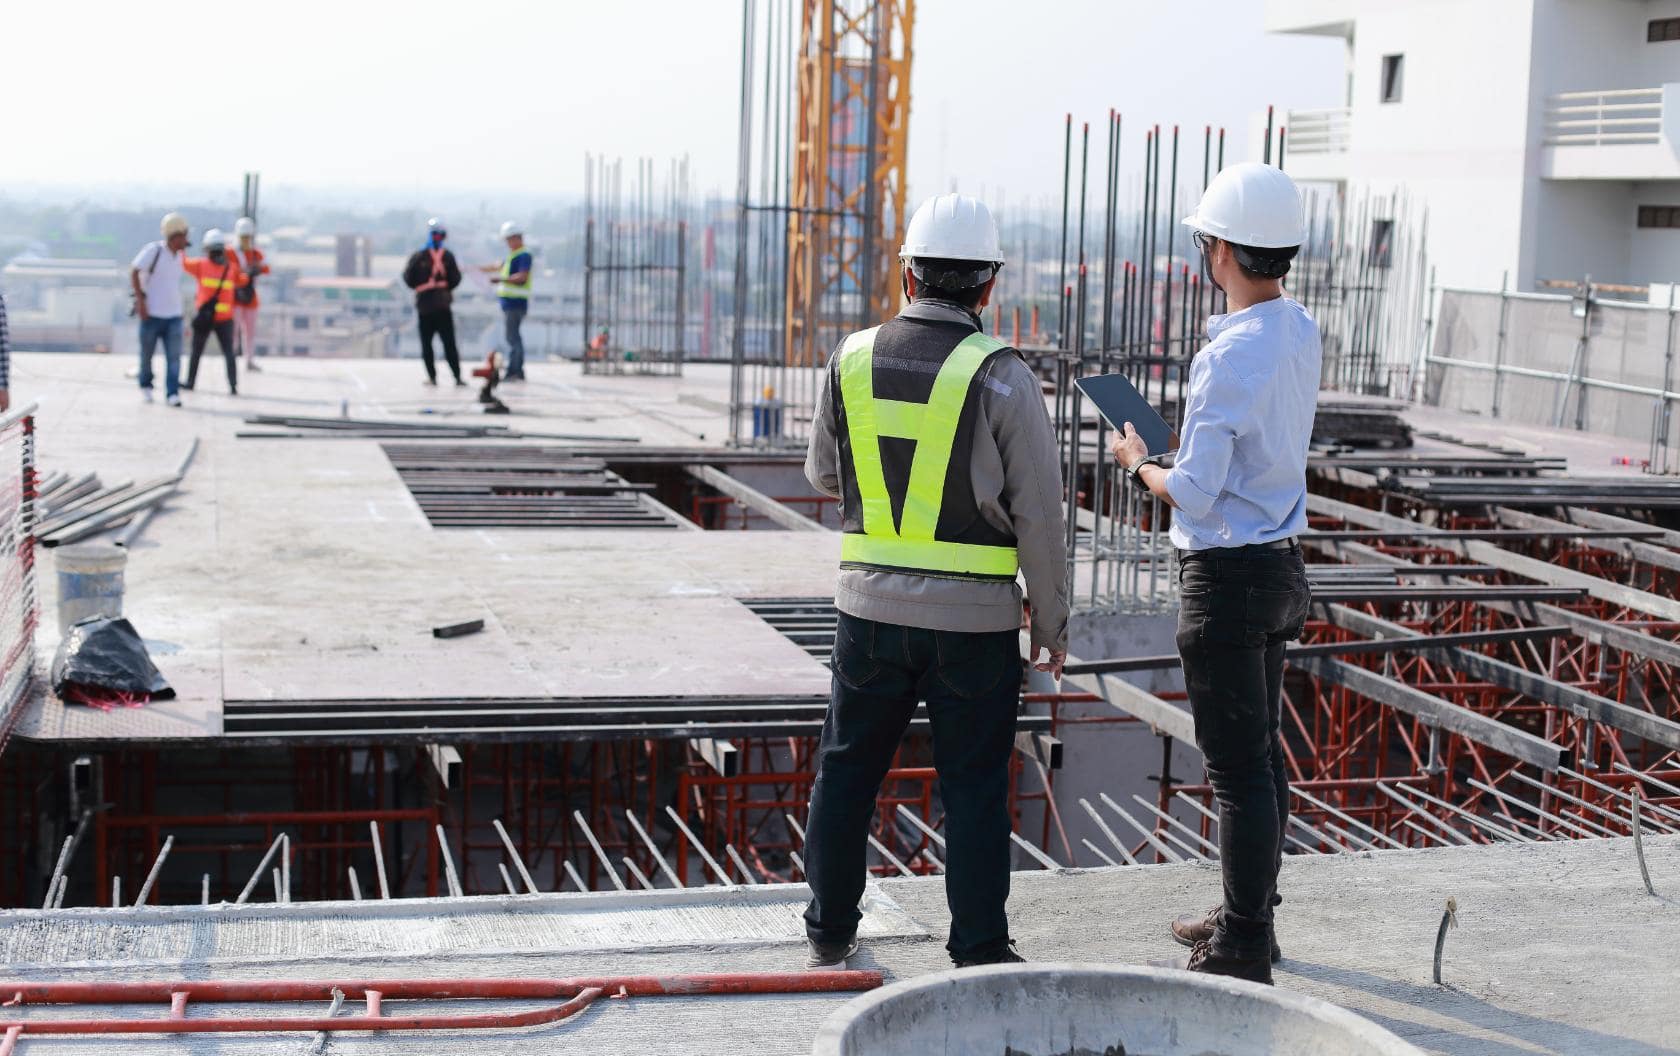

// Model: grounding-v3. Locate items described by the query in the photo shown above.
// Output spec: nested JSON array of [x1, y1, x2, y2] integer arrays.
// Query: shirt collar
[[1206, 294, 1290, 338], [899, 298, 982, 330]]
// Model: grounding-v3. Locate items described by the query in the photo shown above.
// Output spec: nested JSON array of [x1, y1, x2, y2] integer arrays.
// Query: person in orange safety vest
[[183, 228, 245, 395]]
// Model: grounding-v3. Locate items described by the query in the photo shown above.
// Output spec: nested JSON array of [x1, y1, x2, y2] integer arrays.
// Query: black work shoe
[[805, 937, 858, 970], [1171, 906, 1282, 963], [1155, 938, 1273, 985], [953, 940, 1025, 968]]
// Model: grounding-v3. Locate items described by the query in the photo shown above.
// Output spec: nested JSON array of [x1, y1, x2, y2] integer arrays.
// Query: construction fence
[[0, 406, 38, 757], [1424, 286, 1680, 473]]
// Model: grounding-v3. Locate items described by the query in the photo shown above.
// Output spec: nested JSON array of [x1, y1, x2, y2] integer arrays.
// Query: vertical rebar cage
[[729, 0, 914, 448], [581, 156, 691, 377], [0, 407, 39, 758]]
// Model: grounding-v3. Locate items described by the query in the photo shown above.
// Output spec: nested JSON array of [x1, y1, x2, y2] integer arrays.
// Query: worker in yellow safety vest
[[800, 192, 1070, 971], [479, 222, 532, 381]]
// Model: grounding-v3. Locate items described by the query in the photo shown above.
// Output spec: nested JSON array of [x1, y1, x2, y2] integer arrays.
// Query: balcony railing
[[1544, 88, 1664, 146], [1285, 107, 1351, 154]]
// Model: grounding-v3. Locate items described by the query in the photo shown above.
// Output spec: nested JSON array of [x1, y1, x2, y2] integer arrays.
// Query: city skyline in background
[[4, 0, 1345, 214]]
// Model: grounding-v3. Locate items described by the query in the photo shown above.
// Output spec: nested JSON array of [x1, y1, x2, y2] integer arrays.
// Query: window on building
[[1369, 219, 1395, 267], [1380, 54, 1404, 103], [292, 315, 310, 330], [1638, 206, 1680, 229], [1649, 17, 1680, 42]]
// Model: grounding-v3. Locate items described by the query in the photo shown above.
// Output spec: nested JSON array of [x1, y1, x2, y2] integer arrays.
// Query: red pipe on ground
[[0, 971, 884, 1037]]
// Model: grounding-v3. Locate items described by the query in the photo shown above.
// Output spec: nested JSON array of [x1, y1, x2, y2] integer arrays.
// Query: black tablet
[[1074, 373, 1175, 456]]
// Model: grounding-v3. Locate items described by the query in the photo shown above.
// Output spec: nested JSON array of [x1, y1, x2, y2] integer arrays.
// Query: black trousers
[[1176, 543, 1311, 960], [803, 612, 1021, 962], [187, 317, 237, 392], [417, 308, 461, 382]]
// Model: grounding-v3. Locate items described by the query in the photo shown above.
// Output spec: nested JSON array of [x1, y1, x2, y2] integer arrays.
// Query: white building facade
[[1269, 0, 1680, 294]]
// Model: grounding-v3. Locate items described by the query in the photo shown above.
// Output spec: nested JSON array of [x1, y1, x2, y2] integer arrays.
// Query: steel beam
[[1294, 657, 1569, 771], [684, 464, 828, 531], [1064, 625, 1570, 677], [1460, 540, 1680, 623], [1326, 606, 1680, 752], [1494, 507, 1680, 575]]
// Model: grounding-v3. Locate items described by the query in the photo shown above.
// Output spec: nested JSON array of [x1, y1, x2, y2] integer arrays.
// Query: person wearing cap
[[1110, 162, 1319, 985], [129, 212, 191, 406], [230, 217, 269, 374], [182, 228, 245, 395], [477, 222, 532, 382], [401, 218, 464, 386], [801, 193, 1069, 971]]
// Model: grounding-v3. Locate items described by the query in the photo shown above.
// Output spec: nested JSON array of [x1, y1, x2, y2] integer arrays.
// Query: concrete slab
[[0, 834, 1673, 1054], [12, 355, 838, 744]]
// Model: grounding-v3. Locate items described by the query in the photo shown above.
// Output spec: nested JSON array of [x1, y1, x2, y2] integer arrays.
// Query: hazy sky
[[4, 0, 1345, 209]]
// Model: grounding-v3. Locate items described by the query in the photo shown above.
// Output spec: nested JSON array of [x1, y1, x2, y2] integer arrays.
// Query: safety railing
[[1285, 107, 1352, 155], [0, 404, 38, 760], [1544, 88, 1664, 146]]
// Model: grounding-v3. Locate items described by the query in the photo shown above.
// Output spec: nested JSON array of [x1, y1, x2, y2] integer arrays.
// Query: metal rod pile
[[34, 441, 198, 548]]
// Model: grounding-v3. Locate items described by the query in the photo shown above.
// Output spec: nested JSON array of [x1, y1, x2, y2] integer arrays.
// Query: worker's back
[[808, 298, 1069, 651]]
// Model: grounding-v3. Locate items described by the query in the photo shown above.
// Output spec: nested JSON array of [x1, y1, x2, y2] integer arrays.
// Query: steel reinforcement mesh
[[0, 413, 38, 755]]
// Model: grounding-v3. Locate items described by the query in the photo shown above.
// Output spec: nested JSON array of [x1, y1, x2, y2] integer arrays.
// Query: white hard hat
[[899, 193, 1004, 264], [1181, 162, 1306, 249], [160, 212, 189, 237], [499, 221, 523, 239], [234, 217, 256, 237], [202, 228, 227, 249], [427, 216, 446, 233]]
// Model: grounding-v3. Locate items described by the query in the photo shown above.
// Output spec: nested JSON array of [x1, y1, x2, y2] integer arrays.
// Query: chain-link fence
[[1424, 286, 1680, 472]]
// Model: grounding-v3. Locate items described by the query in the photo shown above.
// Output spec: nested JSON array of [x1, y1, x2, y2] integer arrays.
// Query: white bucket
[[56, 543, 127, 635]]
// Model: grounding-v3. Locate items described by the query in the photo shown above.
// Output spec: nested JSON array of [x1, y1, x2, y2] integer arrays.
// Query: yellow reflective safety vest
[[498, 249, 531, 300], [836, 325, 1019, 580]]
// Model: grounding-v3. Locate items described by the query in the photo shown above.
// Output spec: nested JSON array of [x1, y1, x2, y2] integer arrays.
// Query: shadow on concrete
[[1284, 958, 1680, 1056]]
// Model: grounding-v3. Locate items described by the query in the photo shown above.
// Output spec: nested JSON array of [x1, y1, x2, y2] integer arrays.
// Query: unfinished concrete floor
[[1, 834, 1675, 1055], [12, 354, 839, 744]]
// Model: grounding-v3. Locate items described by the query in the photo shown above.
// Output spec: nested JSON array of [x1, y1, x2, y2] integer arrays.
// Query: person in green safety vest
[[480, 221, 532, 381], [801, 193, 1070, 972]]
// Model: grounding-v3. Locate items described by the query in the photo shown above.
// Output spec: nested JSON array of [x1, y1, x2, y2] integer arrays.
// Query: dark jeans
[[418, 308, 461, 382], [1176, 543, 1311, 960], [803, 613, 1021, 962], [187, 318, 237, 392], [503, 304, 526, 376], [137, 316, 182, 398]]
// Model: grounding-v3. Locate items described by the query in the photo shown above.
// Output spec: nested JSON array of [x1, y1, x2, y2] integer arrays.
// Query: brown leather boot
[[1182, 937, 1273, 985], [1170, 905, 1282, 963]]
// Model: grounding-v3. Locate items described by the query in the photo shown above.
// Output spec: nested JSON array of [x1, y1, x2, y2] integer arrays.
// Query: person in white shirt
[[129, 212, 190, 406], [1111, 162, 1320, 986]]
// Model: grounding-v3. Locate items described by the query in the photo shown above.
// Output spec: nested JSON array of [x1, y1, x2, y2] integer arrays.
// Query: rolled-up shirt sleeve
[[1163, 357, 1245, 520]]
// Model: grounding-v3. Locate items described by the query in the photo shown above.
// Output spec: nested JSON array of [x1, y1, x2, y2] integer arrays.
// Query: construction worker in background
[[802, 193, 1069, 971], [183, 228, 244, 396], [231, 217, 269, 374], [479, 221, 532, 382], [130, 212, 191, 406], [402, 218, 464, 386], [1111, 162, 1319, 986]]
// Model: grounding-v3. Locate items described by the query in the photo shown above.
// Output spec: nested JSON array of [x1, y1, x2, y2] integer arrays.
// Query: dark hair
[[907, 256, 997, 310], [1229, 242, 1299, 280]]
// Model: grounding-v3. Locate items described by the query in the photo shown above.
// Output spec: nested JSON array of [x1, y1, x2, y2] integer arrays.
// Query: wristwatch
[[1125, 454, 1164, 493]]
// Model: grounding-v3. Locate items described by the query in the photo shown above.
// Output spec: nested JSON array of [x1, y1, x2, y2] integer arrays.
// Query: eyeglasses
[[1191, 230, 1217, 253]]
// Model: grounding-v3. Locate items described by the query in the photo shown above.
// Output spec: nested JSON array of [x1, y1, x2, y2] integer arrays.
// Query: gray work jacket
[[805, 299, 1070, 654]]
